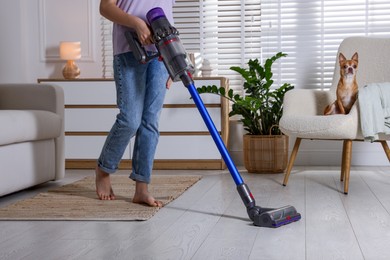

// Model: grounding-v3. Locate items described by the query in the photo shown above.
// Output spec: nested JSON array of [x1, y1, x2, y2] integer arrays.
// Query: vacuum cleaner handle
[[124, 31, 159, 64]]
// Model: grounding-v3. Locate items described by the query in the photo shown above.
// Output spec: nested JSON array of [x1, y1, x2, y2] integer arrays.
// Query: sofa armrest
[[0, 84, 64, 116], [0, 83, 65, 180], [283, 89, 333, 116]]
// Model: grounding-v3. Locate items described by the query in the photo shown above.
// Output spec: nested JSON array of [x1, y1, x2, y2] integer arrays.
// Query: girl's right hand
[[133, 17, 153, 46]]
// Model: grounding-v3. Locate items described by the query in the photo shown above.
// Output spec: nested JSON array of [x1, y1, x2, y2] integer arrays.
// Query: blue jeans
[[98, 52, 168, 184]]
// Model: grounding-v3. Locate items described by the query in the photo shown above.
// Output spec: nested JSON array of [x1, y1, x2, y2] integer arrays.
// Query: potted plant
[[197, 52, 294, 173]]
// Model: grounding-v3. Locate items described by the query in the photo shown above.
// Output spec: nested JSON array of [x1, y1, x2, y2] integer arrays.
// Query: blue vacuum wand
[[127, 7, 301, 228]]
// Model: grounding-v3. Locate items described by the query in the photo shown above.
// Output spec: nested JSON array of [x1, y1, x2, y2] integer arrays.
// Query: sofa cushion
[[0, 110, 62, 146]]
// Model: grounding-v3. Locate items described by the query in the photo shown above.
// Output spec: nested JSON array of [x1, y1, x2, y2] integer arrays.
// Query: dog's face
[[339, 52, 358, 78]]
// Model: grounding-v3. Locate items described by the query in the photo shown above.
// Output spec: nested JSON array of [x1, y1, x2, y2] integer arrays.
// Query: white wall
[[0, 0, 388, 166], [0, 1, 26, 82], [0, 0, 103, 83]]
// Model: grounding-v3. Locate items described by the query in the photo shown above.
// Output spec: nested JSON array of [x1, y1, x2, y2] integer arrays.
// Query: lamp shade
[[59, 41, 81, 60]]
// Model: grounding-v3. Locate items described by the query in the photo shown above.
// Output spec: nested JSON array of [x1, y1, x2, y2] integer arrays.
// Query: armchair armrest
[[282, 89, 333, 116]]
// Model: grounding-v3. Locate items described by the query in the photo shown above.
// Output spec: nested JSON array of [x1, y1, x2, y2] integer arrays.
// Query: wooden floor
[[1, 166, 390, 260]]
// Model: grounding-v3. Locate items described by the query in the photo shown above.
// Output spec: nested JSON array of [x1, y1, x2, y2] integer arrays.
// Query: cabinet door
[[59, 81, 116, 105], [65, 108, 117, 132], [153, 136, 221, 159], [159, 107, 221, 132], [65, 136, 131, 159]]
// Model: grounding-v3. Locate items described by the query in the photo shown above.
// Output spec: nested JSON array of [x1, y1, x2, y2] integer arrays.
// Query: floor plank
[[191, 180, 257, 259], [305, 169, 363, 260], [249, 170, 306, 260], [339, 169, 390, 260]]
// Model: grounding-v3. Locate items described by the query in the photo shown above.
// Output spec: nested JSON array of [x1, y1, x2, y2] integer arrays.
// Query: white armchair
[[279, 37, 390, 194]]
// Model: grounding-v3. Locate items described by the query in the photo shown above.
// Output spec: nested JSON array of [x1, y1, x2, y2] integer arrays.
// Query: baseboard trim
[[65, 159, 226, 170]]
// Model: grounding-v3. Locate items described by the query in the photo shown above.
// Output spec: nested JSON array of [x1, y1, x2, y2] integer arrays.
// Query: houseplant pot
[[243, 126, 288, 173], [197, 52, 293, 173]]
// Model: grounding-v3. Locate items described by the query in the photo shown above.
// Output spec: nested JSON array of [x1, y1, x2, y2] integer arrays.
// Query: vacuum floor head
[[253, 205, 301, 228]]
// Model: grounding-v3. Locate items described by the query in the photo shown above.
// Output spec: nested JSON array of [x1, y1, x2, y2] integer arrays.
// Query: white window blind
[[172, 0, 201, 54], [100, 0, 261, 92], [199, 0, 261, 92], [261, 0, 390, 90], [101, 16, 113, 78], [174, 0, 262, 92]]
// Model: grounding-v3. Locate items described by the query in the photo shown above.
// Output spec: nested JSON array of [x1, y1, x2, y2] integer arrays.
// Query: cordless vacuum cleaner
[[126, 7, 301, 228]]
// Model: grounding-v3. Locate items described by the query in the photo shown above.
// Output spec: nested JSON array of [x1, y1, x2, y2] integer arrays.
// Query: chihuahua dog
[[324, 52, 359, 115]]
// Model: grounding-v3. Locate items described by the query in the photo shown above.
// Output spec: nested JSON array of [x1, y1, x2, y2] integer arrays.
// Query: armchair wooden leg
[[283, 138, 301, 186], [380, 141, 390, 161], [342, 140, 352, 194], [340, 140, 347, 182]]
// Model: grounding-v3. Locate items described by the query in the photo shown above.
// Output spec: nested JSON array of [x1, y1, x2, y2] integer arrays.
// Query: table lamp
[[59, 41, 81, 79]]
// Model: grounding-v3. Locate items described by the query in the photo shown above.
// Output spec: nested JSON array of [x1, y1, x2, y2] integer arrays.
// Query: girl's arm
[[99, 0, 153, 45]]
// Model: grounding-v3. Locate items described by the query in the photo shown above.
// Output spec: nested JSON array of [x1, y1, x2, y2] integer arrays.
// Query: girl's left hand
[[166, 77, 173, 89]]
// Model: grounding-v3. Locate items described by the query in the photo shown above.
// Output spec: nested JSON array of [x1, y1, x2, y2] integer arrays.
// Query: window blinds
[[174, 0, 261, 92], [101, 1, 390, 91], [101, 16, 113, 78], [100, 0, 261, 92], [261, 0, 390, 90]]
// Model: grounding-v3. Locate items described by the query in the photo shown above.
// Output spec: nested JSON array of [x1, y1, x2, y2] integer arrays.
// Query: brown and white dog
[[324, 52, 359, 115]]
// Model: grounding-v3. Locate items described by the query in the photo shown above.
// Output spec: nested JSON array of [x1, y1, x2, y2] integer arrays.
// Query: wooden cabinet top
[[38, 77, 228, 83]]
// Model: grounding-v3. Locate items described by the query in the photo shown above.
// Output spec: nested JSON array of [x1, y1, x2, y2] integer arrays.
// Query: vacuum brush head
[[253, 205, 301, 228]]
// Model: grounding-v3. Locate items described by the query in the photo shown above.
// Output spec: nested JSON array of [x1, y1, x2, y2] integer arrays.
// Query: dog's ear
[[351, 52, 358, 63], [339, 53, 346, 63]]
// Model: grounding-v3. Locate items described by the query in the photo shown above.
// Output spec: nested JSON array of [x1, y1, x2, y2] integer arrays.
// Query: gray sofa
[[0, 84, 65, 196]]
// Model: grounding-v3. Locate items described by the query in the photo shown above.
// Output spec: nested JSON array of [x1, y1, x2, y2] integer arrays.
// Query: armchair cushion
[[280, 89, 361, 139], [280, 89, 333, 116], [280, 113, 358, 139]]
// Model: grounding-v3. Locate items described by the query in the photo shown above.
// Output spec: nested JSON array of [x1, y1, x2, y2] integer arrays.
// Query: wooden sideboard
[[38, 77, 229, 170]]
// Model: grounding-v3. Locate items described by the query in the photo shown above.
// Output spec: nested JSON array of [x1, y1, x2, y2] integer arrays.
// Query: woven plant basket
[[243, 126, 288, 173]]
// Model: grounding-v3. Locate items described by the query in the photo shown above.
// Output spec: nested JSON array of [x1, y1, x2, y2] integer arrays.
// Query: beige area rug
[[0, 175, 201, 221]]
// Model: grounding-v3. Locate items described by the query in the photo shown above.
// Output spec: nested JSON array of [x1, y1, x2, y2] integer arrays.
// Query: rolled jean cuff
[[129, 171, 150, 184], [97, 162, 117, 174]]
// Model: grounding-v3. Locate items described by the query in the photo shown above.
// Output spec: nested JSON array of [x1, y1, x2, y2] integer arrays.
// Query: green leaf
[[219, 87, 226, 96], [233, 94, 241, 102], [228, 89, 234, 99]]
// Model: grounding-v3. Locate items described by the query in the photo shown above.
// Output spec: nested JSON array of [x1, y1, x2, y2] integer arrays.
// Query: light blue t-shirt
[[113, 0, 175, 55]]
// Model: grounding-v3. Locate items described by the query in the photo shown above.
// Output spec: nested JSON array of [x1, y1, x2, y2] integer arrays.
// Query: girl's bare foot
[[132, 181, 162, 207], [95, 167, 115, 200]]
